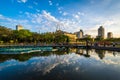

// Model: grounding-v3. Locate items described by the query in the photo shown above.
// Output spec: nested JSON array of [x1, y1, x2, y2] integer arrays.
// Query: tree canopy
[[0, 25, 69, 44]]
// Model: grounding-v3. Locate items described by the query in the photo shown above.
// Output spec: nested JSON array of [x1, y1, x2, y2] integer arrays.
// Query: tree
[[13, 30, 32, 43]]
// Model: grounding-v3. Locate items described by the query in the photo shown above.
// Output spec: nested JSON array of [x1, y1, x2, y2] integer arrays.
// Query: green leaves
[[0, 25, 70, 44]]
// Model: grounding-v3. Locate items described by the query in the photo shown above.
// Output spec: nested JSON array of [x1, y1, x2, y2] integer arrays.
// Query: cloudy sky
[[0, 0, 120, 37]]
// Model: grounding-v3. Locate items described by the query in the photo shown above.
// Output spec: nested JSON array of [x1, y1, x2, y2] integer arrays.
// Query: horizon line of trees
[[0, 25, 69, 44], [0, 25, 120, 44]]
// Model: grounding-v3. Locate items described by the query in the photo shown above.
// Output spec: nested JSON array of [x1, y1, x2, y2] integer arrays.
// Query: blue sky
[[0, 0, 120, 37]]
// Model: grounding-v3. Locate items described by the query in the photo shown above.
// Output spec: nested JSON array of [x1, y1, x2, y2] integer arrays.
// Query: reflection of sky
[[1, 50, 120, 80]]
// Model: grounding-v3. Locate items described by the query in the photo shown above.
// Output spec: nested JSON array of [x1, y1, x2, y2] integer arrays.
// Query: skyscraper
[[16, 25, 23, 31], [98, 26, 105, 39], [76, 29, 84, 38], [107, 32, 113, 38]]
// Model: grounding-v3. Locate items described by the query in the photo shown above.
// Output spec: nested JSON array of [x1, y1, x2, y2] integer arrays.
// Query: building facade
[[98, 26, 105, 39], [16, 25, 23, 31], [64, 32, 77, 42], [76, 29, 84, 39], [107, 32, 113, 38]]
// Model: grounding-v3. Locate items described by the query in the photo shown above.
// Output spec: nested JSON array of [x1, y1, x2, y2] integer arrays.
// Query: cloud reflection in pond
[[1, 49, 120, 80]]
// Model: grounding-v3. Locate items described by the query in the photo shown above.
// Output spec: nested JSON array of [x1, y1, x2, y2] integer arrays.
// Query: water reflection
[[0, 51, 68, 63], [95, 50, 105, 59], [0, 48, 120, 63], [76, 48, 120, 59], [0, 48, 120, 80], [76, 48, 90, 58]]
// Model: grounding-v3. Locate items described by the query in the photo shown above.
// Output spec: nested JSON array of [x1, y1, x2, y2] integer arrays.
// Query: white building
[[107, 32, 113, 38], [76, 29, 84, 38], [16, 25, 23, 31], [98, 26, 105, 39]]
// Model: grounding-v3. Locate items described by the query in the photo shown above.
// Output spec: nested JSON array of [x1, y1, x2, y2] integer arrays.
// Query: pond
[[0, 48, 120, 80]]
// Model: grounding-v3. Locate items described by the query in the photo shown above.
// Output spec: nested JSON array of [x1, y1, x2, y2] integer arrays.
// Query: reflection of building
[[76, 49, 90, 57], [16, 25, 23, 31], [76, 49, 84, 55], [76, 29, 84, 38], [98, 26, 105, 39], [95, 50, 105, 59], [107, 32, 113, 38]]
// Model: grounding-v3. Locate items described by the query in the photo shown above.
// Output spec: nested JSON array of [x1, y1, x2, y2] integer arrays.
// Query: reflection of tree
[[95, 50, 105, 59], [65, 47, 70, 54], [0, 51, 69, 63], [57, 47, 70, 53]]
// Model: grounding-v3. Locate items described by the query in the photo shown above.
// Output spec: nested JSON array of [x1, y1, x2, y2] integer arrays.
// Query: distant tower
[[16, 25, 23, 31], [107, 32, 113, 38], [77, 29, 84, 38], [98, 26, 105, 39]]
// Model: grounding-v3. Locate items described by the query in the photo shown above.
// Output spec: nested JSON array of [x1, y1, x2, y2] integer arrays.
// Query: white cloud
[[0, 14, 13, 22], [58, 7, 63, 11], [62, 12, 68, 16], [77, 11, 120, 38], [17, 0, 28, 3], [42, 10, 59, 22], [0, 14, 30, 29], [48, 0, 53, 6], [73, 14, 80, 19], [0, 8, 120, 37], [59, 11, 62, 14], [23, 10, 83, 32], [103, 20, 117, 26], [23, 11, 60, 32], [58, 7, 63, 14], [77, 12, 85, 16]]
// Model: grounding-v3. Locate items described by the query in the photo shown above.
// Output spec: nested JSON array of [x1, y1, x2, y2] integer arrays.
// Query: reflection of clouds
[[103, 59, 118, 65], [6, 53, 83, 75], [91, 52, 120, 65], [43, 62, 59, 74], [0, 59, 29, 71], [0, 59, 18, 71], [1, 51, 120, 75], [27, 53, 81, 75], [75, 67, 79, 71]]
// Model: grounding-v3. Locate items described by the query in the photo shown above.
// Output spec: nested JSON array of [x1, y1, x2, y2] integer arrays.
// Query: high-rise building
[[76, 29, 84, 38], [107, 32, 113, 38], [98, 26, 105, 39], [16, 25, 23, 31]]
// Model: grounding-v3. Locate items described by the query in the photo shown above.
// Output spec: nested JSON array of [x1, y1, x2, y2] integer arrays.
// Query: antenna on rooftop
[[56, 23, 61, 31]]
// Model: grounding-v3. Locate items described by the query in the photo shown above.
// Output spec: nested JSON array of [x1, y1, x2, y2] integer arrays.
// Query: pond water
[[0, 48, 120, 80]]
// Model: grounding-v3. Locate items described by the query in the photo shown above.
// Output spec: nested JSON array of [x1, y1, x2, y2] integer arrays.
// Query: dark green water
[[0, 48, 120, 80]]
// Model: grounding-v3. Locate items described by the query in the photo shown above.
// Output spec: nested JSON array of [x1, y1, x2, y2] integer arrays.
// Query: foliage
[[104, 38, 120, 42], [0, 25, 69, 44], [94, 37, 104, 41], [77, 37, 93, 42]]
